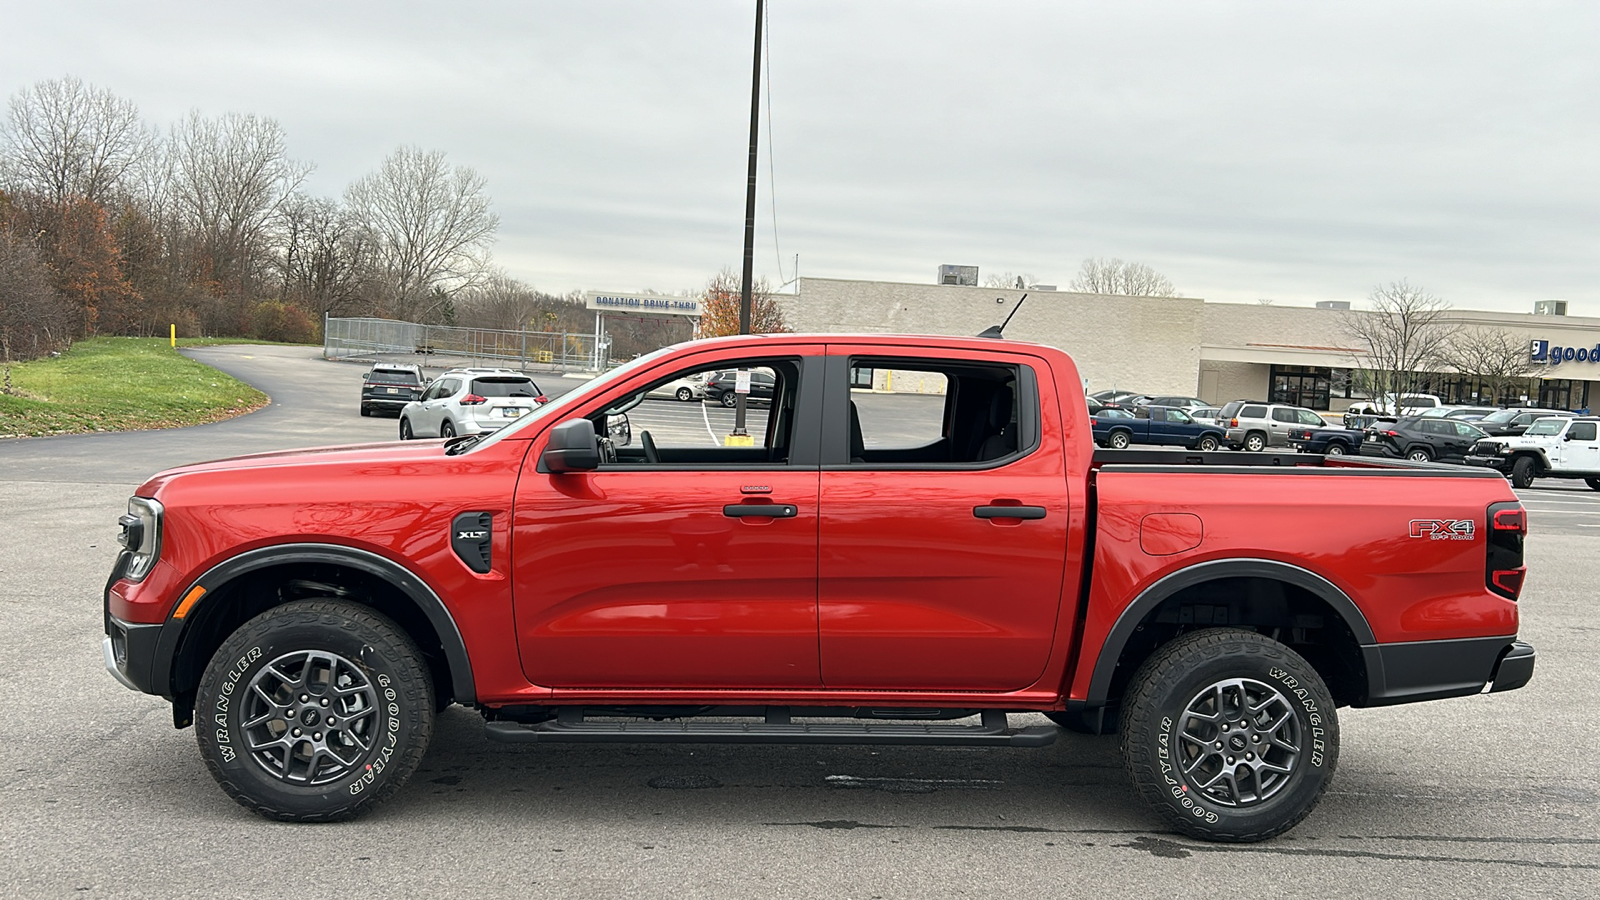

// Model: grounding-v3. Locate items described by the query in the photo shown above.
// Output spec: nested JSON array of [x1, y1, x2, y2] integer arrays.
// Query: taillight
[[1229, 417, 1239, 427], [1383, 430, 1400, 437], [534, 395, 548, 404], [461, 394, 487, 405], [1486, 500, 1526, 600]]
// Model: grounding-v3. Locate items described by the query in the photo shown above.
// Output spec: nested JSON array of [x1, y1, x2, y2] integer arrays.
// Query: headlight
[[117, 497, 163, 581], [1496, 444, 1510, 455]]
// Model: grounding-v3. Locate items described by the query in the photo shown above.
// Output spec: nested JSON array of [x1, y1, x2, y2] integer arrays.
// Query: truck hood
[[135, 439, 448, 496]]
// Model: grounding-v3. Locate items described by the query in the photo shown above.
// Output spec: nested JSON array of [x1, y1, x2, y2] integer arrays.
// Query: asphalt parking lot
[[2, 344, 1597, 899]]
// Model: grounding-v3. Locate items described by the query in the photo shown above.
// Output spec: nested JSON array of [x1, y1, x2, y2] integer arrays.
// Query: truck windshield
[[1524, 419, 1567, 436]]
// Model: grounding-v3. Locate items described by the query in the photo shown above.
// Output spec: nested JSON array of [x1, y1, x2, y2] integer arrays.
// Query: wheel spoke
[[1174, 675, 1303, 809], [240, 648, 380, 787]]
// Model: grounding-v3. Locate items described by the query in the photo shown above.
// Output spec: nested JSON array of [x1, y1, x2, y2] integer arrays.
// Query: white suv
[[399, 368, 547, 440], [1464, 416, 1600, 490]]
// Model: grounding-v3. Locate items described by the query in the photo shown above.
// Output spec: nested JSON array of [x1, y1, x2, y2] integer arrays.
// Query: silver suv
[[398, 368, 547, 439], [1222, 401, 1329, 451]]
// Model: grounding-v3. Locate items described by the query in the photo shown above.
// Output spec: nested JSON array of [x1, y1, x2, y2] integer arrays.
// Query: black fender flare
[[1078, 558, 1376, 709], [156, 543, 475, 703]]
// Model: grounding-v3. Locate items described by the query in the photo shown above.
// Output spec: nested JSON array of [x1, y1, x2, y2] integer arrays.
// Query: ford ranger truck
[[103, 334, 1535, 842]]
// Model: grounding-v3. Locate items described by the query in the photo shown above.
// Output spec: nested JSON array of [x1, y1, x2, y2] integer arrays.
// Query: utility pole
[[732, 0, 764, 440]]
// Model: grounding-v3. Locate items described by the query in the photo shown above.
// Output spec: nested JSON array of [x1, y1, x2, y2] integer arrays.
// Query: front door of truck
[[510, 350, 825, 689], [816, 350, 1071, 691], [1555, 420, 1600, 471]]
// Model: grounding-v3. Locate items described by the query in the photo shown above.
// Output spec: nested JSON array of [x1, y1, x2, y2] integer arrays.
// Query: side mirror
[[1563, 431, 1575, 441], [606, 413, 632, 447], [542, 419, 600, 473]]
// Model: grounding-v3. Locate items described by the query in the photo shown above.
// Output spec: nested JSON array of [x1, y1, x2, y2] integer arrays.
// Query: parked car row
[[1087, 391, 1595, 489]]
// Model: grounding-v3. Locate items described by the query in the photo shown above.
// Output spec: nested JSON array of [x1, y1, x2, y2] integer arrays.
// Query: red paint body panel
[[109, 333, 1521, 712]]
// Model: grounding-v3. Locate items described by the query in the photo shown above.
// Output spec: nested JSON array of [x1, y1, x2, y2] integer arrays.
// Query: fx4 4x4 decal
[[1409, 519, 1476, 540]]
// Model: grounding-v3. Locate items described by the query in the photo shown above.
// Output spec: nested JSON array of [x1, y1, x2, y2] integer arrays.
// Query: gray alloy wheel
[[440, 419, 455, 438], [676, 387, 693, 401], [1407, 448, 1432, 462], [1109, 430, 1132, 450], [1197, 434, 1220, 452], [194, 599, 434, 822], [1324, 442, 1345, 456], [399, 418, 413, 440], [1120, 628, 1338, 842], [720, 391, 738, 408], [1244, 432, 1267, 452]]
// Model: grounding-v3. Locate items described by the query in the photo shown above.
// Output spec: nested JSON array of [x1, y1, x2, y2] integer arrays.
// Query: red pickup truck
[[103, 333, 1534, 841]]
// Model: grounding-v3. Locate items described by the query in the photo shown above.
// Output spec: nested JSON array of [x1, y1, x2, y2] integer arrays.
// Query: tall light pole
[[732, 0, 764, 439]]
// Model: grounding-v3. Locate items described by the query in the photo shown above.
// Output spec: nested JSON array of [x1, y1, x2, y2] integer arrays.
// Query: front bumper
[[102, 614, 165, 695], [1464, 454, 1511, 472]]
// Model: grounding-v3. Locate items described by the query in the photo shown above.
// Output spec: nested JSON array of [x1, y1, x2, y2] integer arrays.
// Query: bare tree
[[982, 271, 1037, 290], [1442, 326, 1539, 406], [273, 194, 372, 319], [453, 270, 545, 332], [1069, 257, 1177, 297], [1339, 281, 1459, 412], [344, 146, 498, 322], [168, 111, 309, 299], [0, 231, 73, 361], [1, 76, 148, 205]]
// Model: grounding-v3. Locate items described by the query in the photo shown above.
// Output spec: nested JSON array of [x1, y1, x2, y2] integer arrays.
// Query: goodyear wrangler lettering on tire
[[194, 599, 433, 822], [1120, 628, 1339, 843]]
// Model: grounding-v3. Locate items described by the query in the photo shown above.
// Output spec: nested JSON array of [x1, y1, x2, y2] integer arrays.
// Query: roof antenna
[[978, 293, 1027, 338]]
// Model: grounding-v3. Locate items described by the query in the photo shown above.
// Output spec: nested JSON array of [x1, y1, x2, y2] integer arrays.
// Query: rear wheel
[[1324, 442, 1346, 456], [1120, 629, 1338, 843], [1511, 456, 1537, 489], [399, 418, 413, 440], [1243, 432, 1267, 452], [1406, 448, 1432, 462], [1109, 430, 1132, 450], [194, 599, 434, 822], [1587, 478, 1600, 492], [360, 405, 371, 417], [720, 391, 738, 408], [676, 387, 693, 401], [440, 420, 456, 438], [1197, 434, 1220, 452]]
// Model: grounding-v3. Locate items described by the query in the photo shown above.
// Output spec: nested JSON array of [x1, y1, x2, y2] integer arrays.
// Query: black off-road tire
[[1119, 628, 1338, 843], [1243, 432, 1267, 452], [1109, 430, 1132, 450], [195, 599, 434, 822], [1511, 456, 1537, 489]]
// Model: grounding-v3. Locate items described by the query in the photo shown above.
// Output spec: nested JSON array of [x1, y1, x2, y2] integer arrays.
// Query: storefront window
[[1269, 365, 1331, 410]]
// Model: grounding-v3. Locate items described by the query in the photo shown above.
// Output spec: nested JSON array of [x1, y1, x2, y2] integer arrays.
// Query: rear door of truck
[[813, 343, 1073, 691]]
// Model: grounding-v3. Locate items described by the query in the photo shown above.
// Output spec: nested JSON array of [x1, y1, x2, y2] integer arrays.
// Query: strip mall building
[[781, 277, 1599, 413]]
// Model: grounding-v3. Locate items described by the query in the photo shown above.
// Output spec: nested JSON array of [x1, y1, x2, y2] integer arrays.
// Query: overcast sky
[[4, 1, 1596, 313]]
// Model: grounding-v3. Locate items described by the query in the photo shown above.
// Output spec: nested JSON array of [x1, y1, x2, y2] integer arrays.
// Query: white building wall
[[785, 278, 1205, 397]]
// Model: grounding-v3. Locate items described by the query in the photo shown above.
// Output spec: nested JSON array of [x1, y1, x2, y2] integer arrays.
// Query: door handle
[[973, 505, 1047, 520], [724, 504, 797, 518]]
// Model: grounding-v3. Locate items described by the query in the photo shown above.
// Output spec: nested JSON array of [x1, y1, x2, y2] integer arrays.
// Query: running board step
[[484, 708, 1058, 747]]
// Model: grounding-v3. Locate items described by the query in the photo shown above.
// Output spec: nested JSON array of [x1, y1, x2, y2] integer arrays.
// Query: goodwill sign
[[1531, 339, 1600, 366]]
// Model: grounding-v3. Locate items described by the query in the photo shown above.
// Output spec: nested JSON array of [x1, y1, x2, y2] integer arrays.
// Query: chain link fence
[[323, 317, 605, 373]]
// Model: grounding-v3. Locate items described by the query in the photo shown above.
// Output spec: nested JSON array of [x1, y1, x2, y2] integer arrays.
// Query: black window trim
[[819, 354, 1042, 471]]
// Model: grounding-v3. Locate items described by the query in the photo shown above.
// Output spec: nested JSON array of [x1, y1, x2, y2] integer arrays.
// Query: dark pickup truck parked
[[1289, 415, 1396, 456], [1092, 404, 1226, 451], [104, 333, 1534, 843]]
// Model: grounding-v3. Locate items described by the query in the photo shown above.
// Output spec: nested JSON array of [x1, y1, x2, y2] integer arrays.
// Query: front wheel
[[1511, 456, 1537, 489], [440, 419, 456, 438], [194, 599, 434, 822], [1243, 432, 1267, 452], [1119, 629, 1338, 842], [399, 418, 413, 440], [1196, 435, 1221, 452]]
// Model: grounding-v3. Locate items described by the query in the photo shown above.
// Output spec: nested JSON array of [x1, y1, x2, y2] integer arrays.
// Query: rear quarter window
[[1240, 405, 1267, 418]]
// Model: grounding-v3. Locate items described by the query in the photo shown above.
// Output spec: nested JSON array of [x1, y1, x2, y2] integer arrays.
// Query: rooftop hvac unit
[[1534, 300, 1568, 316], [1315, 300, 1352, 310], [938, 265, 978, 286]]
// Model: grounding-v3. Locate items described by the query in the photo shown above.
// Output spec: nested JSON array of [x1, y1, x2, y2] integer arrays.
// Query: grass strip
[[0, 337, 270, 437]]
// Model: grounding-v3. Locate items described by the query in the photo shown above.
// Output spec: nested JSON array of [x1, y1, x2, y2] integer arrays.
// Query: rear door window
[[1271, 408, 1297, 424], [1241, 405, 1267, 419]]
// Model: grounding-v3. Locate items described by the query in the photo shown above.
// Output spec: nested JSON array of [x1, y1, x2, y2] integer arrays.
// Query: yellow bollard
[[170, 324, 176, 348]]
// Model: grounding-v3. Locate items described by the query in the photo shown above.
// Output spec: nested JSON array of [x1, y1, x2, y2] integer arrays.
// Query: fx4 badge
[[1409, 519, 1476, 541]]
